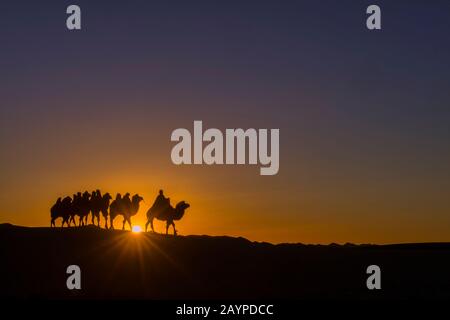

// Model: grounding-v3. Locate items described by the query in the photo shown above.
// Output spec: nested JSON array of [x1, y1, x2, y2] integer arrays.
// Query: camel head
[[127, 194, 144, 216], [132, 194, 144, 204], [102, 193, 112, 206], [176, 201, 190, 210], [173, 201, 190, 221]]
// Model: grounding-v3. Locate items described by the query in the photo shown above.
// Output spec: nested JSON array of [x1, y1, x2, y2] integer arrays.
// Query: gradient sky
[[1, 0, 449, 243]]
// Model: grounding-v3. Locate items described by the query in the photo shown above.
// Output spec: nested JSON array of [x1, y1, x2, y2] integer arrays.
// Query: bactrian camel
[[145, 201, 190, 235]]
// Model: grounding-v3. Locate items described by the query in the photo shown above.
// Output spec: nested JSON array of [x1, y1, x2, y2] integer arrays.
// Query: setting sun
[[132, 225, 142, 233]]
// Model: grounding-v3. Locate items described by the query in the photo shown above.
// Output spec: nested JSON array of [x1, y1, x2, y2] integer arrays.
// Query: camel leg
[[127, 218, 132, 231], [165, 221, 170, 235], [101, 210, 107, 229], [110, 217, 114, 229], [122, 218, 126, 230], [145, 218, 154, 232], [171, 222, 177, 236]]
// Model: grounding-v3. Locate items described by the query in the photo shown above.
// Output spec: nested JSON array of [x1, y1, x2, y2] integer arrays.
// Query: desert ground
[[1, 224, 450, 299]]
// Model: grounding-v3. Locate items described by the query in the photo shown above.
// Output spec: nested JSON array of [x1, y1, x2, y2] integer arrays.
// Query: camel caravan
[[50, 190, 190, 235]]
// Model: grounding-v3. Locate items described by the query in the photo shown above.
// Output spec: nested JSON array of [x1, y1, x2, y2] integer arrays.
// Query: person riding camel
[[151, 189, 170, 215]]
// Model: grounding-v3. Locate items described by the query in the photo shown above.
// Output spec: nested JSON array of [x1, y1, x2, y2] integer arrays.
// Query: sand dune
[[1, 224, 450, 299]]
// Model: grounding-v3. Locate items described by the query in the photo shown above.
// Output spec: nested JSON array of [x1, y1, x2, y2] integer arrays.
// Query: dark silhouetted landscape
[[1, 224, 450, 299]]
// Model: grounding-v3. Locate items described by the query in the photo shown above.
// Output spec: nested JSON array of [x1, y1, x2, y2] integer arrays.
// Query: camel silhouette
[[50, 196, 72, 227], [109, 193, 144, 230], [50, 197, 62, 227], [99, 192, 112, 229], [79, 191, 91, 226], [90, 190, 102, 226], [68, 191, 91, 226], [69, 192, 81, 226], [89, 190, 112, 228], [145, 201, 190, 235]]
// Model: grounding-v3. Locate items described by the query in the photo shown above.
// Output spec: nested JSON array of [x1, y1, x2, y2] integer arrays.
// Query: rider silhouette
[[153, 189, 170, 213]]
